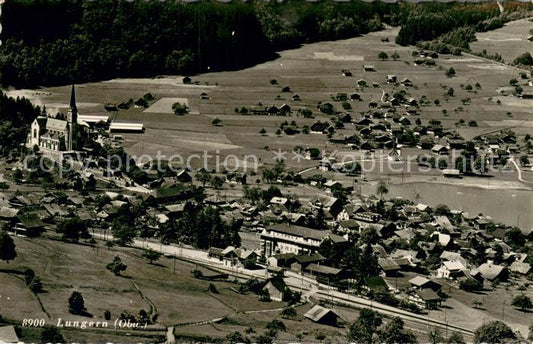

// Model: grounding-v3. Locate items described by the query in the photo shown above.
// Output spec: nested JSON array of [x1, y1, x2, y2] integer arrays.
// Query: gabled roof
[[304, 305, 339, 323], [0, 207, 19, 219], [416, 288, 441, 302], [267, 224, 330, 241], [0, 325, 19, 343]]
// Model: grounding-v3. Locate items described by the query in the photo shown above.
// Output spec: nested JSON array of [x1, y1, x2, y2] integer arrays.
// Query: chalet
[[12, 213, 45, 237], [399, 117, 411, 126], [270, 197, 291, 210], [477, 262, 509, 281], [415, 289, 442, 309], [304, 305, 340, 326], [339, 113, 352, 123], [342, 69, 352, 77], [363, 65, 376, 72], [260, 224, 330, 256], [437, 260, 466, 279], [310, 122, 329, 134], [386, 75, 397, 83], [292, 94, 301, 101], [268, 252, 297, 268], [266, 106, 279, 115], [408, 276, 441, 291], [338, 219, 360, 232], [304, 263, 347, 281], [431, 144, 449, 155], [263, 278, 286, 301], [350, 93, 362, 101], [176, 169, 192, 183], [200, 92, 209, 100], [378, 258, 401, 276], [309, 196, 343, 218], [290, 253, 326, 272], [406, 98, 418, 106], [447, 138, 466, 150], [280, 104, 291, 114], [368, 101, 378, 108], [401, 78, 413, 87], [509, 261, 531, 275], [0, 207, 19, 221]]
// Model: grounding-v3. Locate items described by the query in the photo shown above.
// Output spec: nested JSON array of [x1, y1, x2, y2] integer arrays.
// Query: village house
[[304, 305, 340, 326], [260, 223, 342, 257]]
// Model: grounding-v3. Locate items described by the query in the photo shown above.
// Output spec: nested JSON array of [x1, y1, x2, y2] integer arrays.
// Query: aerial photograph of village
[[0, 0, 532, 343]]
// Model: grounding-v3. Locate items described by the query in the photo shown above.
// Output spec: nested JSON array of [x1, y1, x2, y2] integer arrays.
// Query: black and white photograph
[[0, 0, 532, 342]]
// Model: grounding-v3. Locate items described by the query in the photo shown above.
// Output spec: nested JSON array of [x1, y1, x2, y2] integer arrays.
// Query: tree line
[[0, 0, 404, 88]]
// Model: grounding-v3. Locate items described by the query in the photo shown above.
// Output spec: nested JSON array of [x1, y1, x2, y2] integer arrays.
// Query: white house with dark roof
[[260, 223, 345, 257]]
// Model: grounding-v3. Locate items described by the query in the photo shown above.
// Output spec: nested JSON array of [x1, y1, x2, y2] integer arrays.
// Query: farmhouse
[[431, 144, 449, 155], [363, 65, 376, 72], [304, 305, 340, 326]]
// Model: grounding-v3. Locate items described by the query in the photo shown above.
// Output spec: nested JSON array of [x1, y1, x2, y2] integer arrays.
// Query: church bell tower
[[67, 84, 78, 151]]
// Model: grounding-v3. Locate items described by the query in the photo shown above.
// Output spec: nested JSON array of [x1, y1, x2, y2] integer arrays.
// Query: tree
[[196, 170, 212, 187], [376, 181, 388, 200], [348, 308, 382, 343], [112, 221, 136, 246], [447, 332, 465, 344], [142, 248, 162, 264], [378, 51, 388, 60], [226, 331, 245, 344], [41, 327, 65, 343], [211, 176, 224, 189], [266, 319, 286, 332], [378, 317, 417, 344], [172, 102, 189, 116], [106, 256, 127, 276], [428, 328, 444, 344], [0, 231, 17, 263], [68, 291, 86, 314], [211, 117, 221, 126], [445, 67, 456, 77], [513, 52, 533, 66], [57, 217, 89, 242], [208, 283, 219, 293], [29, 276, 44, 293], [259, 128, 266, 135], [474, 321, 516, 344], [280, 307, 297, 319], [391, 52, 400, 61], [460, 278, 482, 292], [512, 294, 533, 312], [519, 155, 529, 166], [447, 87, 455, 96]]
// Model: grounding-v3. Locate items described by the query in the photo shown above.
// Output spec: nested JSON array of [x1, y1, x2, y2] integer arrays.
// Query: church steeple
[[67, 84, 78, 151], [69, 84, 77, 113]]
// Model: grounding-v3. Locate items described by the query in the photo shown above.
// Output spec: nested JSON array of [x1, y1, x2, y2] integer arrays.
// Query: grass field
[[7, 26, 532, 175], [471, 18, 533, 64], [1, 235, 385, 342]]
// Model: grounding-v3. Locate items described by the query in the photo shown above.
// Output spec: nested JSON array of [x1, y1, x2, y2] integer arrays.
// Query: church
[[26, 85, 79, 153]]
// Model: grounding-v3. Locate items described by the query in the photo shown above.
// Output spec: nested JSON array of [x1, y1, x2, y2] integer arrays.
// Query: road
[[92, 232, 476, 337], [509, 157, 533, 184]]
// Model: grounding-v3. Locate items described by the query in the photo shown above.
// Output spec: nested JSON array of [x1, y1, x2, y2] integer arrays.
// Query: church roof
[[46, 118, 68, 131]]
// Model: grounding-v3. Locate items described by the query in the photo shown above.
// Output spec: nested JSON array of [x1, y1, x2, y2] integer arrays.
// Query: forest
[[0, 0, 532, 88]]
